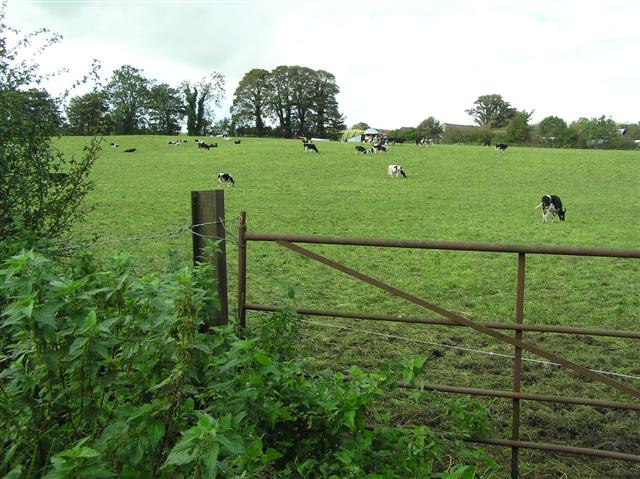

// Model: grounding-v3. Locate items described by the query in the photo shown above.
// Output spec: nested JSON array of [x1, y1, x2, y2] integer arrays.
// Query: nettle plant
[[0, 246, 496, 478]]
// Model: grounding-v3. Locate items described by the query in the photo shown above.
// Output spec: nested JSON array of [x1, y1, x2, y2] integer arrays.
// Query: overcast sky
[[5, 0, 640, 129]]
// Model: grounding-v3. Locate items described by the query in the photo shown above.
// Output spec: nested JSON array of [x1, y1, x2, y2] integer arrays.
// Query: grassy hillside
[[54, 135, 640, 477]]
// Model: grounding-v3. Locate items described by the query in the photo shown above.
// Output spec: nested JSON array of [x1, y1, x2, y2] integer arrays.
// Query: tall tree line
[[64, 65, 225, 136], [231, 65, 345, 139]]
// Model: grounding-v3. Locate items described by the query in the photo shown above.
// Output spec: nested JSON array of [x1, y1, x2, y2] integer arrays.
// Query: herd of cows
[[106, 136, 567, 223]]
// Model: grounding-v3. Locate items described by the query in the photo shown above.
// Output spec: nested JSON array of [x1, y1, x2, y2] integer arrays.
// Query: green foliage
[[231, 68, 270, 136], [236, 65, 344, 139], [183, 73, 226, 136], [65, 91, 111, 135], [389, 126, 417, 142], [537, 115, 567, 141], [104, 65, 150, 134], [1, 246, 496, 478], [145, 83, 184, 135], [465, 94, 516, 128], [416, 116, 444, 139], [505, 110, 533, 144], [0, 4, 100, 243], [351, 122, 369, 130]]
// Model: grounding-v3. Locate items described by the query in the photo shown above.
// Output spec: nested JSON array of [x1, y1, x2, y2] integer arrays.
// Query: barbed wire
[[53, 218, 241, 252], [299, 319, 640, 382]]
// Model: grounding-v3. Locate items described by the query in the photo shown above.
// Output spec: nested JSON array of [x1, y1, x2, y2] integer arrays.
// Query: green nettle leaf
[[216, 432, 245, 456], [253, 351, 272, 367], [164, 444, 195, 467], [67, 337, 89, 360], [146, 419, 166, 446], [201, 443, 220, 478]]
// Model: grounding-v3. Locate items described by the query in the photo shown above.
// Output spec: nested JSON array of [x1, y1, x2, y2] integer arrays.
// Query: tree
[[265, 66, 295, 137], [416, 116, 443, 139], [146, 83, 183, 135], [466, 94, 516, 128], [0, 3, 99, 243], [538, 116, 567, 140], [309, 69, 344, 138], [210, 116, 232, 136], [65, 91, 110, 135], [104, 65, 150, 134], [571, 115, 618, 148], [506, 110, 533, 143], [183, 73, 225, 136], [231, 68, 270, 136], [388, 127, 417, 142]]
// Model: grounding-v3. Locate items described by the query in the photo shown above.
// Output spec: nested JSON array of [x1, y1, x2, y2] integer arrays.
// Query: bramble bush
[[1, 245, 496, 478]]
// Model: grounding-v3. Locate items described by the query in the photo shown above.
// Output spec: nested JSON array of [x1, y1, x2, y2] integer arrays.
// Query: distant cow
[[123, 148, 136, 153], [110, 142, 119, 148], [197, 141, 210, 150], [495, 143, 508, 152], [355, 145, 367, 154], [304, 143, 318, 153], [233, 140, 241, 145], [374, 143, 388, 153], [482, 139, 492, 146], [388, 165, 407, 178], [217, 172, 235, 187], [536, 194, 566, 223]]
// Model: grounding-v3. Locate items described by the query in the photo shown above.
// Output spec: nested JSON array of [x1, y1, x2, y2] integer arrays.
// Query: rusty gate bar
[[467, 437, 640, 463], [238, 212, 247, 329], [244, 303, 640, 338], [246, 232, 640, 258], [276, 240, 640, 400], [512, 253, 526, 478], [399, 383, 640, 411]]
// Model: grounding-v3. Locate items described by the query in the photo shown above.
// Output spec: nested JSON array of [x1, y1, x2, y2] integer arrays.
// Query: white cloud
[[5, 0, 640, 129]]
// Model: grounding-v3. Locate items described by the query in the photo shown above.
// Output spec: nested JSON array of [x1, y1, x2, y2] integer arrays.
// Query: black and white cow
[[536, 194, 566, 223], [217, 172, 235, 187], [304, 143, 319, 153], [355, 145, 367, 154], [110, 142, 119, 148], [495, 143, 508, 152], [388, 164, 407, 178], [482, 139, 491, 146], [374, 143, 388, 153]]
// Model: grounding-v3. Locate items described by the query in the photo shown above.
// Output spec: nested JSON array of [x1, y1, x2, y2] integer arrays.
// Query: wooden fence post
[[191, 189, 228, 328]]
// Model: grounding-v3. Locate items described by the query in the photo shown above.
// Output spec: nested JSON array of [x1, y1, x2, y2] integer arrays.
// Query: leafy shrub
[[1, 246, 496, 478]]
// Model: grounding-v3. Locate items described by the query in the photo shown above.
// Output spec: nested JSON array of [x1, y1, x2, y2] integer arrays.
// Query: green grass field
[[55, 135, 640, 477]]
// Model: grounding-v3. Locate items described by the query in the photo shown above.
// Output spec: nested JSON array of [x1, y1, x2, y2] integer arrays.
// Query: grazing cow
[[388, 165, 407, 178], [374, 143, 388, 153], [123, 148, 136, 153], [304, 143, 319, 153], [495, 143, 508, 152], [217, 172, 235, 187], [482, 139, 492, 146], [110, 142, 119, 148], [197, 141, 210, 150], [355, 145, 367, 154], [364, 147, 375, 154], [536, 194, 566, 223], [233, 140, 241, 145]]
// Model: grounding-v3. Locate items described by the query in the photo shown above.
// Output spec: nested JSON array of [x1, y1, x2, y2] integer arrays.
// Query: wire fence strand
[[299, 319, 640, 382], [54, 218, 241, 252]]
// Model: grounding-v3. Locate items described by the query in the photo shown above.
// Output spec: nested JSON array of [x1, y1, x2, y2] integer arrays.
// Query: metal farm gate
[[235, 212, 640, 478]]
